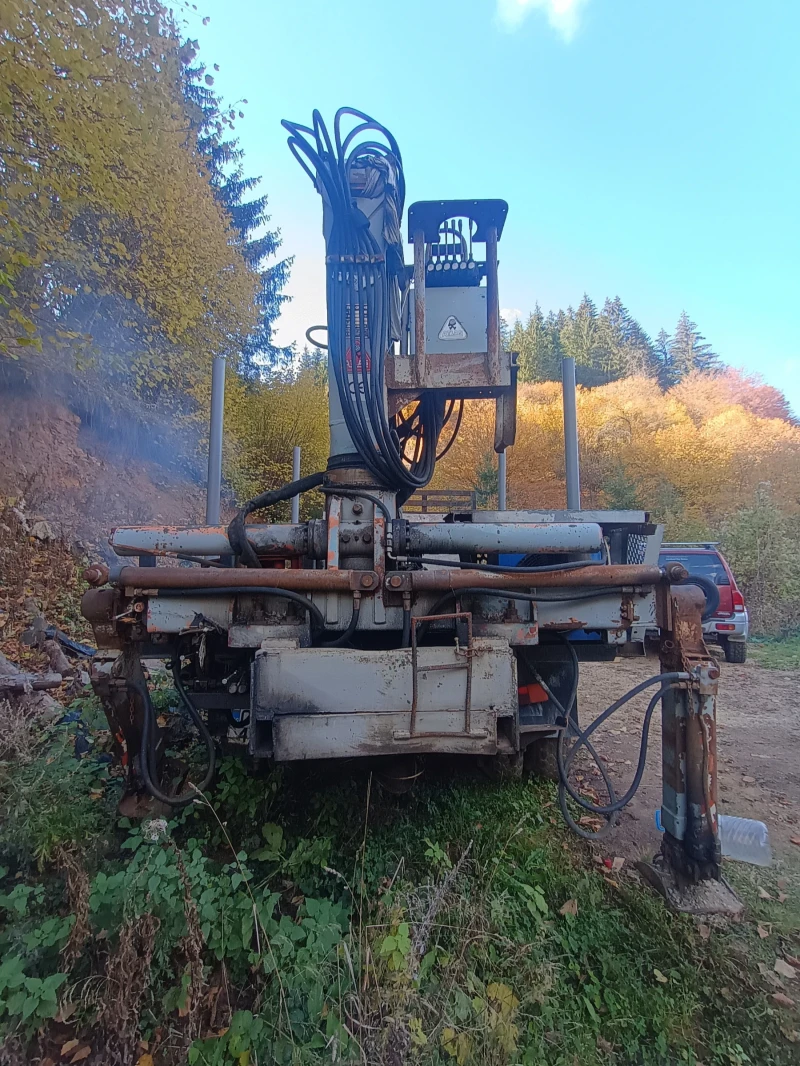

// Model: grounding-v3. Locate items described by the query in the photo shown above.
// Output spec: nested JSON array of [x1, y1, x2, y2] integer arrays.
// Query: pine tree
[[183, 61, 292, 377], [596, 297, 656, 381], [668, 311, 720, 380], [654, 328, 677, 389], [561, 295, 611, 386], [509, 304, 561, 383]]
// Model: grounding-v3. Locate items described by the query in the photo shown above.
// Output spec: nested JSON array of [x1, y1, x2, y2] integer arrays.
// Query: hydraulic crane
[[81, 107, 741, 914]]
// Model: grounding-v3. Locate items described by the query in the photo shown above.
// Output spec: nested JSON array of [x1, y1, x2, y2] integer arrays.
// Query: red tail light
[[732, 589, 745, 610]]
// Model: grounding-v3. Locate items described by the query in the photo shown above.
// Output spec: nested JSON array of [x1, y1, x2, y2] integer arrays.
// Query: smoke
[[0, 349, 208, 545]]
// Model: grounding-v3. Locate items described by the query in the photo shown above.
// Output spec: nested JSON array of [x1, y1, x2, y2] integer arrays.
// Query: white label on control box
[[438, 315, 467, 341]]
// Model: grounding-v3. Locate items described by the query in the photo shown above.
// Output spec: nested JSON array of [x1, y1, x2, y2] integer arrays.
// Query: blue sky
[[185, 0, 799, 413]]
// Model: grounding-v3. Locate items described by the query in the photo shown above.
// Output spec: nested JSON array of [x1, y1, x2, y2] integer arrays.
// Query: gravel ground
[[575, 653, 800, 862]]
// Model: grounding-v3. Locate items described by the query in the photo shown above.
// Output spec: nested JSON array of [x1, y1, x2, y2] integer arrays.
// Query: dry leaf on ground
[[774, 959, 798, 980], [772, 992, 796, 1008]]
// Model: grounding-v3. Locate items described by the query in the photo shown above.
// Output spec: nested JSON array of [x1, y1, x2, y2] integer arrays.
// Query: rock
[[30, 519, 55, 541]]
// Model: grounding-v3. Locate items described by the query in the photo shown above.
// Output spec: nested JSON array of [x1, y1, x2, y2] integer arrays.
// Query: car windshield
[[659, 551, 730, 585]]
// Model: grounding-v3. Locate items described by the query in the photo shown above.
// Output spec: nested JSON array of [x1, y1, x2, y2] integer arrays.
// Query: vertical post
[[657, 585, 721, 876], [206, 354, 226, 526], [485, 225, 500, 385], [497, 449, 507, 511], [562, 356, 581, 511], [413, 228, 427, 387], [291, 445, 301, 523]]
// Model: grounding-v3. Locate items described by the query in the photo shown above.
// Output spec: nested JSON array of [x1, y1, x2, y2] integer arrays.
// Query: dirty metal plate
[[272, 709, 499, 761], [253, 639, 517, 717], [228, 624, 310, 648], [146, 595, 232, 634], [535, 591, 657, 633], [471, 622, 539, 645]]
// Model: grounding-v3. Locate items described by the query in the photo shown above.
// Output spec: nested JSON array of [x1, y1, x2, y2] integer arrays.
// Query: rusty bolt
[[708, 665, 720, 680], [389, 574, 403, 588], [360, 573, 375, 588], [351, 502, 363, 515], [340, 532, 351, 543], [362, 531, 372, 544], [84, 563, 110, 586]]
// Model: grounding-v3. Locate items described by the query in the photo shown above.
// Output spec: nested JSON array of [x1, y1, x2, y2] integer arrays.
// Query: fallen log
[[0, 671, 63, 694], [0, 651, 64, 719]]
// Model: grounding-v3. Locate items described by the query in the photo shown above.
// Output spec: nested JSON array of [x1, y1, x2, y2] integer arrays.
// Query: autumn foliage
[[430, 368, 800, 632], [0, 0, 258, 398]]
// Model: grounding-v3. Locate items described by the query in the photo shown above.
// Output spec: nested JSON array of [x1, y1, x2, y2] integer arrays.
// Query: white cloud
[[501, 307, 523, 324], [496, 0, 590, 41]]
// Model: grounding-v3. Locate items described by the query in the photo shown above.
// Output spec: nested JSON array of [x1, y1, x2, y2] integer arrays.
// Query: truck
[[81, 107, 739, 913]]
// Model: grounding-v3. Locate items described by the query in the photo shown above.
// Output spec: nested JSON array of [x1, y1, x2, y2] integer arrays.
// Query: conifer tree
[[668, 311, 719, 380], [597, 297, 656, 380], [183, 59, 292, 376], [509, 304, 561, 382], [654, 328, 677, 389]]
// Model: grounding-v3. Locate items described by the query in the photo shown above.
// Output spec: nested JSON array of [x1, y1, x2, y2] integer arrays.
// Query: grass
[[749, 633, 800, 670], [1, 717, 799, 1065], [1, 514, 798, 1063]]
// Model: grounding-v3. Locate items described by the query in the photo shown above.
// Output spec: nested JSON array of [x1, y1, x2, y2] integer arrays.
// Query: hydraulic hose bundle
[[282, 108, 450, 493], [530, 637, 692, 840]]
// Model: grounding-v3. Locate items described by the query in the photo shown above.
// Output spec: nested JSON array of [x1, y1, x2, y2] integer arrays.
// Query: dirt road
[[576, 655, 800, 862]]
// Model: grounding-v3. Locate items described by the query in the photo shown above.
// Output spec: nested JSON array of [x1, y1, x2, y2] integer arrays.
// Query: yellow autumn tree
[[434, 371, 800, 533], [0, 0, 258, 400]]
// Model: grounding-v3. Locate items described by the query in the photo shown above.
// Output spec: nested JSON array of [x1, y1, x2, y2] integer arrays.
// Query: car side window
[[659, 552, 731, 585]]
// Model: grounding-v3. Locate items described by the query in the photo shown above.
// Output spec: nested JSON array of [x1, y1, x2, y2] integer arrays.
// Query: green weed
[[1, 726, 799, 1063], [749, 633, 800, 670]]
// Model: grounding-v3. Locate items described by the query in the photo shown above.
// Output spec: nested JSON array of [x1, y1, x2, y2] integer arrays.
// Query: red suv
[[658, 543, 749, 663]]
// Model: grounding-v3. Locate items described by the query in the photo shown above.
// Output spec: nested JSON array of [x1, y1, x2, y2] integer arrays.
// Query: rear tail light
[[732, 589, 745, 610], [518, 683, 548, 706], [716, 623, 736, 632]]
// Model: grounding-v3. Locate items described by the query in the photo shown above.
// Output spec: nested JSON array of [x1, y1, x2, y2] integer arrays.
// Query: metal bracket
[[351, 571, 379, 592], [399, 610, 488, 741]]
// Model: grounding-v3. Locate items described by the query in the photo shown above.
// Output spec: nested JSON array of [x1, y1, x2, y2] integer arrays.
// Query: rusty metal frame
[[408, 610, 481, 739], [412, 227, 427, 386], [657, 583, 722, 880]]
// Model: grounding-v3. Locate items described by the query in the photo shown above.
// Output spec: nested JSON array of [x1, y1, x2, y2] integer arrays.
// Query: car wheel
[[722, 638, 747, 663]]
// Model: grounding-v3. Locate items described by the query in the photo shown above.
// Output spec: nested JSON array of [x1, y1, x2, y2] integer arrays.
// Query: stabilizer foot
[[636, 854, 744, 917]]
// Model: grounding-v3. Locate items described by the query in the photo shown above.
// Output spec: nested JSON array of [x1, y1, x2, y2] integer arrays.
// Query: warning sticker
[[438, 315, 467, 341]]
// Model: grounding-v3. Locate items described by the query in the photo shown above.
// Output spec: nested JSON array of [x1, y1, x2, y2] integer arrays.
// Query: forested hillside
[[433, 367, 800, 633], [0, 0, 297, 485], [2, 1, 798, 633]]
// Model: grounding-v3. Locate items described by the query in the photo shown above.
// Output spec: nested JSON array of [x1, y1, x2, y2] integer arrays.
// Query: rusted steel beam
[[88, 565, 363, 592], [412, 227, 427, 387], [485, 224, 500, 386], [402, 564, 661, 592]]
